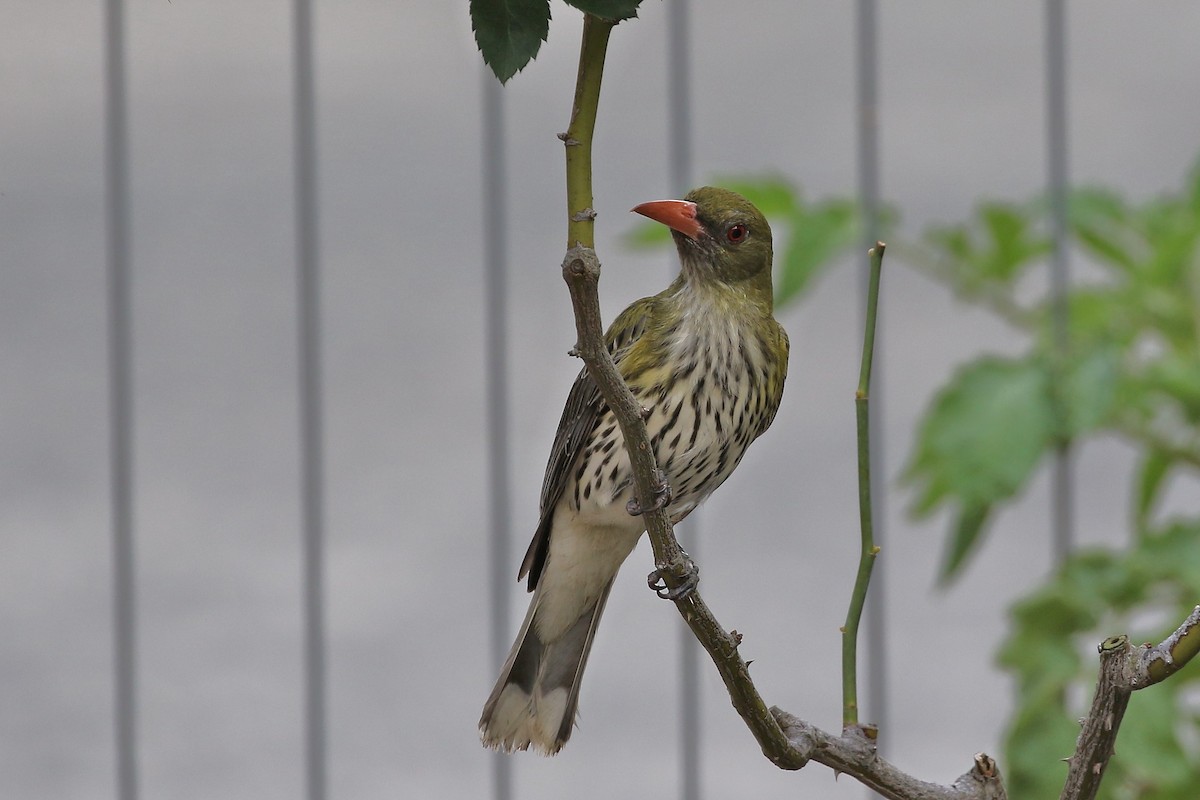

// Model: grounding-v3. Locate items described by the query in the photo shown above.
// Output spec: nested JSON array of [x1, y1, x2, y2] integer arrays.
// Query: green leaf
[[1188, 156, 1200, 215], [715, 175, 800, 219], [987, 204, 1052, 281], [1003, 707, 1078, 799], [921, 201, 1050, 294], [1134, 449, 1172, 530], [1061, 549, 1144, 611], [1061, 346, 1120, 436], [1066, 288, 1134, 345], [908, 357, 1055, 513], [1009, 577, 1101, 640], [775, 200, 857, 307], [1111, 686, 1192, 790], [926, 224, 971, 262], [1067, 187, 1142, 273], [1136, 522, 1200, 590], [996, 623, 1080, 691], [937, 503, 990, 584], [470, 0, 551, 84], [906, 357, 1057, 580], [562, 0, 641, 21], [1143, 223, 1200, 290], [1145, 353, 1200, 421], [623, 219, 673, 248]]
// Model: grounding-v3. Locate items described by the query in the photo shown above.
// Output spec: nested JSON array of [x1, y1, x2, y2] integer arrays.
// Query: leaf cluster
[[904, 158, 1200, 797], [904, 161, 1200, 581], [905, 347, 1120, 580]]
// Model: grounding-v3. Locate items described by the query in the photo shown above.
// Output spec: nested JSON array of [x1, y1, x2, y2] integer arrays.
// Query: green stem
[[842, 242, 886, 728], [559, 12, 685, 577], [564, 15, 615, 250], [857, 244, 884, 397]]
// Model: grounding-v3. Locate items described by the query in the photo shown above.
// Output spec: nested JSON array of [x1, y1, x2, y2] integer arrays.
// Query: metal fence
[[87, 3, 1084, 799]]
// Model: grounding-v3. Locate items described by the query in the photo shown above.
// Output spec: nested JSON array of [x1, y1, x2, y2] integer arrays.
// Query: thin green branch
[[857, 244, 885, 396], [558, 13, 687, 586], [563, 15, 613, 250], [843, 242, 886, 728]]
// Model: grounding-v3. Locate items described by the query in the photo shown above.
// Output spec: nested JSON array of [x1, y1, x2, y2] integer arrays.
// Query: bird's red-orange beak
[[631, 199, 703, 240]]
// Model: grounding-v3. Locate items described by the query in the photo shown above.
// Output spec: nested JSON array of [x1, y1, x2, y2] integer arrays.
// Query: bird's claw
[[626, 472, 672, 517], [647, 552, 699, 600]]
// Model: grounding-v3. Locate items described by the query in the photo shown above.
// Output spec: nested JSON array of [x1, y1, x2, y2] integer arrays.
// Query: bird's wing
[[517, 296, 656, 591]]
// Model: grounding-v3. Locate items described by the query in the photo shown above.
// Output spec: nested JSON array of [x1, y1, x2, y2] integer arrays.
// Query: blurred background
[[4, 2, 1200, 799]]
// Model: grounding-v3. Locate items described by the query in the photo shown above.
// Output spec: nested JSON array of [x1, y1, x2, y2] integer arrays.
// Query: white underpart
[[535, 514, 640, 640]]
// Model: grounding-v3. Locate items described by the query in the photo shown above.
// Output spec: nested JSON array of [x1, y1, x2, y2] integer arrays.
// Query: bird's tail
[[479, 580, 614, 755]]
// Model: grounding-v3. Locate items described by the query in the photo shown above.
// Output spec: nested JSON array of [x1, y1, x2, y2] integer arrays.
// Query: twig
[[843, 242, 886, 728]]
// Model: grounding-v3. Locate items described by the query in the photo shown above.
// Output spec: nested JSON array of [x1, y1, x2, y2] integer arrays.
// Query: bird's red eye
[[726, 223, 748, 244]]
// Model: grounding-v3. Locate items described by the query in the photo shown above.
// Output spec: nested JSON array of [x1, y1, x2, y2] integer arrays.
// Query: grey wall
[[3, 2, 1199, 798]]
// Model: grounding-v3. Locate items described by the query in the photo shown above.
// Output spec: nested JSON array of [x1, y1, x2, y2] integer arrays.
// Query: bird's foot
[[626, 471, 672, 517], [647, 551, 699, 600]]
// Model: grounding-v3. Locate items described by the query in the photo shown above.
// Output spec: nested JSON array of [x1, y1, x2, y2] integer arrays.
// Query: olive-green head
[[632, 186, 773, 297]]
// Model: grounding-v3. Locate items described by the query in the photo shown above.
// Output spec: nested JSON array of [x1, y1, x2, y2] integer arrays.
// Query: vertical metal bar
[[666, 3, 699, 799], [1045, 0, 1073, 564], [667, 0, 692, 202], [292, 2, 327, 799], [482, 72, 514, 800], [104, 2, 138, 799], [855, 0, 888, 765]]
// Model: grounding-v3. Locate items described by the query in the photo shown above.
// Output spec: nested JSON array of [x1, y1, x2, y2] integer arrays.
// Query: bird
[[479, 186, 789, 755]]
